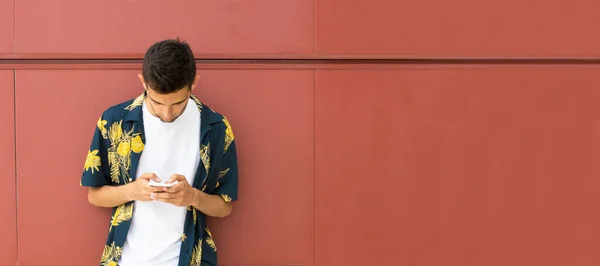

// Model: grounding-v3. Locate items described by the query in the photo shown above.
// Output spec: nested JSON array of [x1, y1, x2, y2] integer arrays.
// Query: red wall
[[2, 1, 600, 266]]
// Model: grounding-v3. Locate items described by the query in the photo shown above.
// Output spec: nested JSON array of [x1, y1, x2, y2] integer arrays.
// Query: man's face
[[144, 86, 191, 123], [138, 73, 197, 123]]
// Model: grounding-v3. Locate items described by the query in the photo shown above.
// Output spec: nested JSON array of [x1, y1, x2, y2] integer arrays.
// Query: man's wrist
[[121, 183, 134, 202], [192, 188, 207, 208]]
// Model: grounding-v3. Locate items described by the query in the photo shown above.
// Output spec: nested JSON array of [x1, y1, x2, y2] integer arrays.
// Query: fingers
[[148, 186, 164, 193], [152, 192, 183, 206], [136, 191, 156, 202], [151, 188, 188, 206], [140, 193, 153, 201], [162, 182, 183, 193], [167, 174, 186, 183], [152, 191, 174, 200], [139, 173, 161, 182], [132, 186, 161, 202], [134, 174, 187, 204]]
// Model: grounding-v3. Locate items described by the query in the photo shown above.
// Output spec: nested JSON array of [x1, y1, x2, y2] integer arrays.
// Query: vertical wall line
[[13, 69, 19, 266]]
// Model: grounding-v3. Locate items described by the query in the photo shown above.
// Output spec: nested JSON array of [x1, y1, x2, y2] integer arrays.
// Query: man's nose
[[161, 110, 174, 120]]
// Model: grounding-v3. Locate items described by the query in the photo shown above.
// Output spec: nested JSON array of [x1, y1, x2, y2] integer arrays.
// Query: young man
[[80, 39, 238, 266]]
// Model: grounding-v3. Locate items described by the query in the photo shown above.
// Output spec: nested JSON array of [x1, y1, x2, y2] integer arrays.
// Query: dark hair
[[142, 38, 196, 94]]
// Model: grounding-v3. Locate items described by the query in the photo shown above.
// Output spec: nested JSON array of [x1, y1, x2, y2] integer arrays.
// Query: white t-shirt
[[119, 98, 201, 266]]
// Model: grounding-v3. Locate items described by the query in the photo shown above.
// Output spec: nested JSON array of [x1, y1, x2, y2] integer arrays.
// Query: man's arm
[[88, 185, 132, 208], [197, 124, 239, 217], [154, 175, 233, 218], [88, 173, 164, 208], [192, 189, 232, 218]]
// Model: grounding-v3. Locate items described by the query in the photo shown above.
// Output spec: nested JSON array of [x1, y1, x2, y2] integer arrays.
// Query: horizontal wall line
[[3, 58, 600, 70], [3, 58, 600, 64], [4, 52, 600, 61]]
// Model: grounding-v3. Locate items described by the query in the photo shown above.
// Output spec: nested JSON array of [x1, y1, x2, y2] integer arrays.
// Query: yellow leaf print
[[100, 242, 122, 266], [84, 150, 101, 173], [189, 240, 202, 266], [108, 151, 120, 184], [218, 168, 230, 179], [190, 94, 203, 113], [205, 227, 217, 252], [221, 194, 232, 203], [124, 93, 145, 111], [97, 117, 108, 139], [206, 237, 216, 252], [131, 135, 144, 153], [108, 121, 123, 144], [200, 143, 210, 175], [223, 117, 234, 153], [106, 121, 137, 184], [205, 227, 213, 238], [182, 233, 187, 242], [117, 141, 131, 157], [193, 208, 197, 225], [187, 206, 197, 225], [216, 168, 230, 188], [109, 203, 133, 232]]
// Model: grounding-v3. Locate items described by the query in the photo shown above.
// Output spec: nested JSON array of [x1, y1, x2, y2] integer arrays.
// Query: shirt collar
[[124, 91, 222, 139]]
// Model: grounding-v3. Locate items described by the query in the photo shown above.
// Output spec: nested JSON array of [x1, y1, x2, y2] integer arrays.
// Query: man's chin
[[159, 117, 179, 123]]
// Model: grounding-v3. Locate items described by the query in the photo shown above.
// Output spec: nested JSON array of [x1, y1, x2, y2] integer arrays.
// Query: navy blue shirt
[[81, 92, 239, 266]]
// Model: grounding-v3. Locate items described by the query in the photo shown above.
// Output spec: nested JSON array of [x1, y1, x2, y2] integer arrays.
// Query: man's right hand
[[126, 173, 165, 201]]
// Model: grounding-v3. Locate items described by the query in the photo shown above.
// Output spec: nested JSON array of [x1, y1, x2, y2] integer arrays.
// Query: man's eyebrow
[[149, 96, 163, 105], [173, 98, 188, 105], [149, 96, 187, 105]]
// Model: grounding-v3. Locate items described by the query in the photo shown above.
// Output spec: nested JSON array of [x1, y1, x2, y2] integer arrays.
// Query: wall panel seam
[[3, 58, 600, 65], [13, 69, 18, 266]]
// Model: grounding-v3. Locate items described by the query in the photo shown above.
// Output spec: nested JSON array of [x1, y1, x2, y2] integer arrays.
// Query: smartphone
[[149, 180, 178, 187]]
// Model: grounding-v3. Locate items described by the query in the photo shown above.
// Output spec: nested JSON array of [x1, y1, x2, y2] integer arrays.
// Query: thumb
[[140, 173, 161, 182], [167, 174, 184, 183]]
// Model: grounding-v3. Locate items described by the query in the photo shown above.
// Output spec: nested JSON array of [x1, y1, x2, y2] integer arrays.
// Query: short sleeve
[[80, 116, 111, 187], [214, 139, 239, 203]]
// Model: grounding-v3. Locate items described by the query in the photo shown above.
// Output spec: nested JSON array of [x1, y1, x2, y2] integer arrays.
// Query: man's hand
[[153, 174, 233, 218], [126, 173, 165, 201], [154, 174, 198, 207]]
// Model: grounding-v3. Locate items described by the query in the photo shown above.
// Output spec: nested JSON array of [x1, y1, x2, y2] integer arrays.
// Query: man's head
[[138, 38, 198, 123]]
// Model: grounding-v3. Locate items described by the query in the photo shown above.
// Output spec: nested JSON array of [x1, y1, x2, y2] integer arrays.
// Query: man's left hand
[[152, 174, 197, 207]]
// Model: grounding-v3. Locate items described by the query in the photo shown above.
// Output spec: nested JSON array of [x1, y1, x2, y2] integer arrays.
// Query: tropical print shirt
[[80, 92, 238, 266]]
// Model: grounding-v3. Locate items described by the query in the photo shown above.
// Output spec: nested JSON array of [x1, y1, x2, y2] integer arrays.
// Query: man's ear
[[137, 74, 146, 89], [191, 74, 200, 90]]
